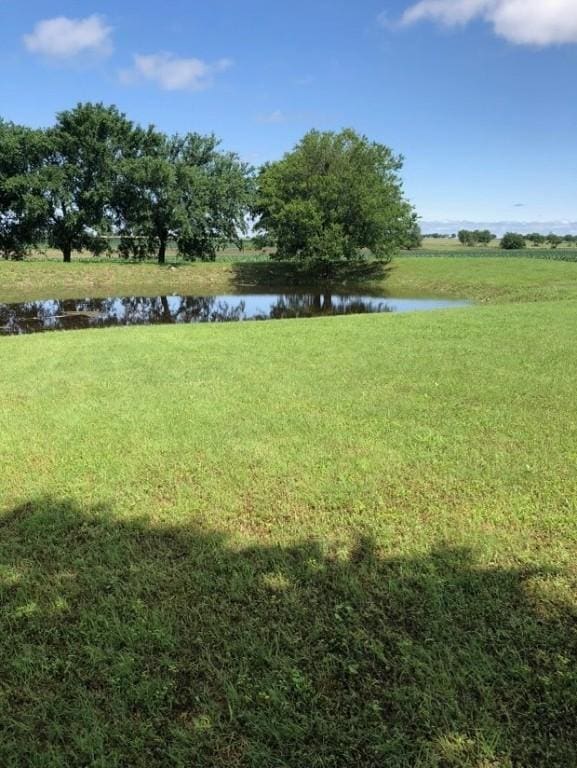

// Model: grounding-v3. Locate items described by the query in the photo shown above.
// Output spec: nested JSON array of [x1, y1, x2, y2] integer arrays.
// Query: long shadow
[[1, 498, 576, 767], [231, 259, 393, 295]]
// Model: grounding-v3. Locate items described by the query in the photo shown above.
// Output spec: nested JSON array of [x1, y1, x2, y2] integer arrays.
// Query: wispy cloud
[[400, 0, 577, 46], [256, 108, 340, 126], [257, 110, 288, 124], [376, 10, 391, 28], [120, 53, 232, 91], [24, 15, 113, 59]]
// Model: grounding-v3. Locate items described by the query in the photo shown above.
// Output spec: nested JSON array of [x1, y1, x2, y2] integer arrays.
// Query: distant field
[[420, 237, 499, 250], [420, 236, 577, 253], [21, 238, 577, 267]]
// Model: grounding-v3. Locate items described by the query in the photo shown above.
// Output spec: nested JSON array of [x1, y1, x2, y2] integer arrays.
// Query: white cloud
[[401, 0, 577, 46], [120, 53, 232, 91], [24, 15, 113, 59]]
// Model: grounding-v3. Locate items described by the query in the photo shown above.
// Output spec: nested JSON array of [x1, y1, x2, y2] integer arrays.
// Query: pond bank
[[1, 255, 577, 305]]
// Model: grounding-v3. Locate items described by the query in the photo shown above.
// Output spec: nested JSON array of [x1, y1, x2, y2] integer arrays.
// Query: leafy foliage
[[500, 232, 527, 250], [253, 129, 417, 265], [457, 229, 495, 247], [0, 104, 254, 264], [114, 131, 253, 264], [38, 104, 140, 262], [1, 104, 139, 262], [527, 232, 546, 247], [546, 233, 563, 249], [0, 120, 47, 259]]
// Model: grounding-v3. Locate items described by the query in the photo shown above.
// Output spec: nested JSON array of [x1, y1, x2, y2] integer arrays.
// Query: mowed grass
[[1, 258, 577, 766], [2, 254, 577, 304]]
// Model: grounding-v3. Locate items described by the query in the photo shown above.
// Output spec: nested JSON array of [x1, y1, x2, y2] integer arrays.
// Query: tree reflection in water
[[0, 293, 397, 335], [267, 293, 392, 319]]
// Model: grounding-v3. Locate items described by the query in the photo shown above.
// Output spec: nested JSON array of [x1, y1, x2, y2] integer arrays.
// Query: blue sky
[[1, 0, 577, 223]]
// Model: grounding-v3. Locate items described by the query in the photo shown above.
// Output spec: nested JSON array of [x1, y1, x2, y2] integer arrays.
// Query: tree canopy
[[113, 130, 253, 264], [1, 111, 421, 266], [252, 129, 418, 265], [457, 229, 495, 247], [500, 232, 526, 250], [37, 103, 139, 262], [0, 103, 254, 263], [0, 120, 47, 259]]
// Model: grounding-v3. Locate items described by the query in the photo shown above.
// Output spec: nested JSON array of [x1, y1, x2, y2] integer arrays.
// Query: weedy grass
[[2, 254, 577, 304], [1, 256, 577, 766]]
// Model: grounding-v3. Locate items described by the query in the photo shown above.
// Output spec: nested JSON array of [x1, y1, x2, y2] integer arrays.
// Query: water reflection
[[0, 294, 469, 335]]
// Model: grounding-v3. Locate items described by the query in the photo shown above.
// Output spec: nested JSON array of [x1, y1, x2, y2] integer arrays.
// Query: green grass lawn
[[1, 257, 577, 766], [2, 254, 577, 304]]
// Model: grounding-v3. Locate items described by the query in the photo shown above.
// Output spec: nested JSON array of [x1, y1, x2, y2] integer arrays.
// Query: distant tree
[[500, 232, 526, 250], [547, 234, 563, 249], [458, 229, 495, 247], [563, 234, 576, 245], [253, 128, 417, 266], [526, 233, 546, 247], [113, 130, 253, 264], [476, 229, 495, 246]]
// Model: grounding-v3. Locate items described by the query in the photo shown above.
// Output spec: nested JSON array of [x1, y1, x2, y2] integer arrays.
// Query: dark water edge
[[0, 294, 470, 335]]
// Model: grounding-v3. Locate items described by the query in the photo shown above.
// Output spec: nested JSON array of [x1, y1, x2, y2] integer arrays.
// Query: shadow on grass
[[231, 260, 393, 294], [1, 497, 576, 767]]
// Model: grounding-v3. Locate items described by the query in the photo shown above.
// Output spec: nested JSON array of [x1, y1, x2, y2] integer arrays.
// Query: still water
[[0, 293, 470, 335]]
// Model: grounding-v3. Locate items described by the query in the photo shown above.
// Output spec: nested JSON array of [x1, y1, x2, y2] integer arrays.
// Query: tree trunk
[[63, 244, 72, 263], [160, 295, 171, 321], [158, 238, 167, 265]]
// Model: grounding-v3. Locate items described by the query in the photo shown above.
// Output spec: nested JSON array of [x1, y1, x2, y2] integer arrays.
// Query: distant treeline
[[424, 230, 577, 249], [485, 231, 576, 250], [457, 230, 496, 246]]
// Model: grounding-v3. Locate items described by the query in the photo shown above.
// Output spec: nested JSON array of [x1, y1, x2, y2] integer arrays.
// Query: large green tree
[[252, 129, 418, 265], [36, 103, 141, 262], [1, 103, 139, 262], [0, 120, 47, 259], [113, 131, 253, 264], [1, 103, 140, 263]]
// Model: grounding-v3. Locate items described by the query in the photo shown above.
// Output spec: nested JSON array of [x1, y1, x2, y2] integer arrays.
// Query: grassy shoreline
[[1, 254, 577, 304]]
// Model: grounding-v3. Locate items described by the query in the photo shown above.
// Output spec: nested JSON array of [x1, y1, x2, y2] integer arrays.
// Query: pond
[[0, 293, 470, 335]]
